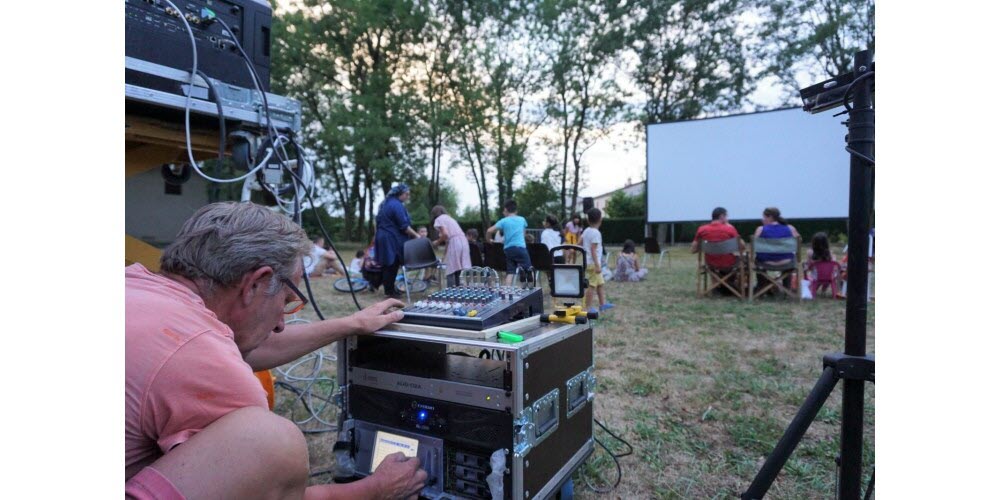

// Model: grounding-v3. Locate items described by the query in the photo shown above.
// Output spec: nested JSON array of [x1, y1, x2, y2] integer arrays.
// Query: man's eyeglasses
[[281, 278, 308, 315]]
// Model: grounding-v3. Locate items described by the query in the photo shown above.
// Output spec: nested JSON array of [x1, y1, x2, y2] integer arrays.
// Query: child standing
[[564, 213, 583, 264], [541, 215, 564, 264], [487, 199, 532, 285], [581, 208, 614, 313]]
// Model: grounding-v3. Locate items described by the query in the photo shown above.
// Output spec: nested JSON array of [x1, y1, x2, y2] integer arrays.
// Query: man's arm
[[244, 299, 404, 371], [305, 453, 426, 500], [485, 223, 499, 239], [690, 239, 700, 254]]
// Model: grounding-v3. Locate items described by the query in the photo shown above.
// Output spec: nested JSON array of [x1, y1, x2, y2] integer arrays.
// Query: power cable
[[583, 418, 634, 493], [159, 0, 275, 184]]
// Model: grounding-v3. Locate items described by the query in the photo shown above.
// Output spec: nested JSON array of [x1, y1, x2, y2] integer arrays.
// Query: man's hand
[[350, 298, 405, 335], [371, 452, 427, 499]]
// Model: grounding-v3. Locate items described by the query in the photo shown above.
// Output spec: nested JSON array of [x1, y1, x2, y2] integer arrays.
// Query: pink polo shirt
[[125, 264, 267, 480]]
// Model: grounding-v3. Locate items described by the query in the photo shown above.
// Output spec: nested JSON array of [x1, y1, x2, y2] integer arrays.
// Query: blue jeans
[[504, 245, 532, 274]]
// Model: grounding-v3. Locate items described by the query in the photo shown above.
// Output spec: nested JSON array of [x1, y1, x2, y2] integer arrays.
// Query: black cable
[[215, 17, 275, 141], [194, 70, 226, 202], [216, 29, 361, 314], [595, 418, 634, 458], [845, 146, 875, 166], [214, 18, 360, 314], [842, 71, 874, 112], [194, 70, 226, 166], [292, 179, 328, 320], [583, 418, 634, 493], [585, 436, 622, 493], [286, 138, 363, 311]]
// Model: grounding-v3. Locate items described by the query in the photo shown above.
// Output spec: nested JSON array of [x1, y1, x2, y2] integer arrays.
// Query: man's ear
[[238, 266, 275, 306]]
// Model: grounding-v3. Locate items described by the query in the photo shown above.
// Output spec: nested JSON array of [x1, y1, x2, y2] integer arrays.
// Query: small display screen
[[553, 267, 582, 297], [370, 431, 419, 473]]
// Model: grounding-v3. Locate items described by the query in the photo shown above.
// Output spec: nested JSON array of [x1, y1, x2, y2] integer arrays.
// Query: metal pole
[[839, 49, 874, 500], [742, 367, 840, 499]]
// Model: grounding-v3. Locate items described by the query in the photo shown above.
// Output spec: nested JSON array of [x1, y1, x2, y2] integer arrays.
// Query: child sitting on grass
[[582, 207, 614, 313], [349, 249, 364, 275], [613, 239, 649, 282]]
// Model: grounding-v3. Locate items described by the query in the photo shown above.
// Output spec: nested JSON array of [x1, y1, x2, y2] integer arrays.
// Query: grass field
[[274, 243, 874, 499]]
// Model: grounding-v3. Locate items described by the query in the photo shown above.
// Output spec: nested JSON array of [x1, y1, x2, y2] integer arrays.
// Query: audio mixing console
[[398, 286, 544, 331]]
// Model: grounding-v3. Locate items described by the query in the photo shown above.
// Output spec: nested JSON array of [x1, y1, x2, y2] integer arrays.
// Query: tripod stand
[[742, 49, 875, 500]]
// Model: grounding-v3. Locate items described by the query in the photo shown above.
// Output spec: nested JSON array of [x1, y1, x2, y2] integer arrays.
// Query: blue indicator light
[[417, 410, 428, 422]]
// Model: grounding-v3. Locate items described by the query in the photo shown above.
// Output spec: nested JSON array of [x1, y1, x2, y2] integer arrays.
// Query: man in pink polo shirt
[[126, 202, 426, 499]]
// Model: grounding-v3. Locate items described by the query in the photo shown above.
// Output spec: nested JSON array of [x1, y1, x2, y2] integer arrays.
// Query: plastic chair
[[527, 243, 554, 284], [401, 238, 444, 303], [750, 235, 802, 301], [469, 243, 484, 267], [697, 237, 747, 299], [484, 242, 507, 275], [642, 237, 670, 269]]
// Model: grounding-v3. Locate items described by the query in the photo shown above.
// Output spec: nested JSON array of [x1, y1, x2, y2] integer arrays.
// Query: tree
[[514, 171, 561, 221], [444, 1, 546, 223], [540, 0, 629, 220], [756, 0, 874, 100], [604, 190, 646, 218], [271, 0, 430, 240], [630, 0, 754, 124]]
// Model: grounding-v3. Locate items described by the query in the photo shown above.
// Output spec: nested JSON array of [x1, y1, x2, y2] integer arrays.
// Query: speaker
[[582, 197, 594, 212]]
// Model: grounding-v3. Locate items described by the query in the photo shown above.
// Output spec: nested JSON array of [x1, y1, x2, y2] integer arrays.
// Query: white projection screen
[[646, 108, 849, 223]]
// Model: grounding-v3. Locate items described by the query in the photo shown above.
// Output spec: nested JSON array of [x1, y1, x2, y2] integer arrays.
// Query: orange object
[[254, 370, 275, 409]]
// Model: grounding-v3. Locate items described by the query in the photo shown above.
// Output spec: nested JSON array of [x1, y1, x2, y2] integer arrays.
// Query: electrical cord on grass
[[583, 418, 634, 493]]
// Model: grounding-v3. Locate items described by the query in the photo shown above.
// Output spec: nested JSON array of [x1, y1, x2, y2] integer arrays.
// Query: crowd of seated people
[[687, 205, 863, 299]]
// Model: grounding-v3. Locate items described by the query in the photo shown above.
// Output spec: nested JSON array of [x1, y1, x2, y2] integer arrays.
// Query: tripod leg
[[742, 366, 839, 500]]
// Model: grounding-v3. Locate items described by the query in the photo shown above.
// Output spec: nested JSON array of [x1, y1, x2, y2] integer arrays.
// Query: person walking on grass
[[582, 207, 614, 314], [486, 199, 532, 285]]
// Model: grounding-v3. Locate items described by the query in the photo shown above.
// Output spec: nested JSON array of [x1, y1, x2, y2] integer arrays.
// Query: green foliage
[[539, 0, 630, 219], [605, 190, 646, 218], [268, 0, 869, 241], [629, 0, 753, 124], [755, 0, 875, 100], [513, 173, 561, 220], [299, 207, 345, 242], [598, 217, 647, 244]]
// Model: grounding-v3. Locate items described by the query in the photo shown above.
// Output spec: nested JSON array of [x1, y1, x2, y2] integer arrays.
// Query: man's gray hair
[[160, 202, 312, 294]]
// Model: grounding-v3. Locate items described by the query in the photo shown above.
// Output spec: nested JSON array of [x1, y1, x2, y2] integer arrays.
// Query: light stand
[[741, 49, 875, 500]]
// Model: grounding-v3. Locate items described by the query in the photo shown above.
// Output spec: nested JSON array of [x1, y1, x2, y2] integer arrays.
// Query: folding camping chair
[[750, 235, 802, 301], [401, 238, 445, 303], [697, 237, 748, 299], [642, 237, 671, 269]]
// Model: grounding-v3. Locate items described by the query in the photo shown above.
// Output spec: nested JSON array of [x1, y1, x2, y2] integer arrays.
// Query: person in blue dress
[[375, 184, 420, 297], [753, 206, 801, 294]]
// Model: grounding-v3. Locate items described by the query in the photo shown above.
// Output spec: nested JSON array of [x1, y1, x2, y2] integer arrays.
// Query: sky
[[447, 75, 789, 211]]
